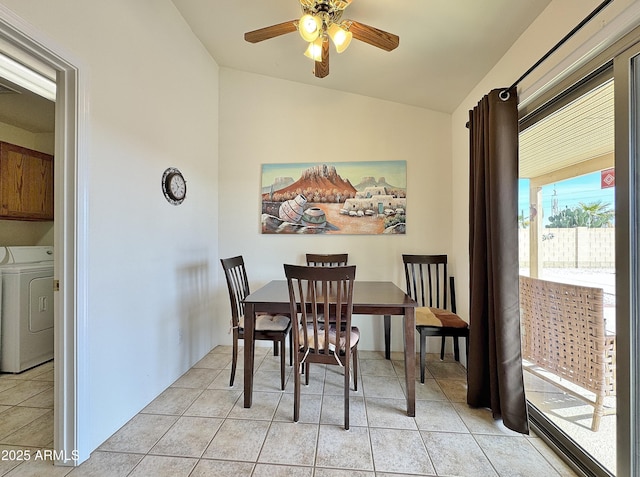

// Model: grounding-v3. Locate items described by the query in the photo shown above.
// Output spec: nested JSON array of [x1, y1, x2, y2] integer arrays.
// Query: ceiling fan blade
[[348, 20, 399, 52], [244, 20, 298, 43], [314, 38, 330, 78]]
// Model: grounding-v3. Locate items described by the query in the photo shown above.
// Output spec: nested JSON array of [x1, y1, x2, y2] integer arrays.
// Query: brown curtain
[[467, 87, 529, 434]]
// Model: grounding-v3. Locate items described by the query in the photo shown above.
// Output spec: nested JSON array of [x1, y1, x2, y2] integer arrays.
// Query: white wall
[[218, 68, 452, 351], [0, 0, 220, 453]]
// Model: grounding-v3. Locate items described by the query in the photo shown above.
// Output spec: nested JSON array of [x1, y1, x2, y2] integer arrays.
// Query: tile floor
[[0, 347, 580, 476]]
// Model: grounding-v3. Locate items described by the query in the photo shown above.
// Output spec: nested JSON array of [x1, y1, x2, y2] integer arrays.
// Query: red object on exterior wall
[[601, 168, 615, 189]]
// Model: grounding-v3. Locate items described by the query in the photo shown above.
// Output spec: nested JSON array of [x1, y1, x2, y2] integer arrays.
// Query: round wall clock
[[161, 167, 186, 205]]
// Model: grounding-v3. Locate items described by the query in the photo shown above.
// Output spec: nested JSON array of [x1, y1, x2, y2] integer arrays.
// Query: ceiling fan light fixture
[[328, 22, 352, 53], [299, 14, 322, 42], [304, 36, 325, 62]]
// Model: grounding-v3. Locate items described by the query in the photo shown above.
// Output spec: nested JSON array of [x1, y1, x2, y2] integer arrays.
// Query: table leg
[[243, 302, 256, 408], [384, 315, 391, 359], [403, 307, 415, 416]]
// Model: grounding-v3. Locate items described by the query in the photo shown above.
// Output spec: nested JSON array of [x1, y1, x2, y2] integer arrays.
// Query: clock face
[[169, 173, 186, 199], [162, 167, 186, 205]]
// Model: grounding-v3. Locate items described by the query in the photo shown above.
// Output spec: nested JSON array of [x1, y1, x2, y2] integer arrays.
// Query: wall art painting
[[261, 161, 406, 235]]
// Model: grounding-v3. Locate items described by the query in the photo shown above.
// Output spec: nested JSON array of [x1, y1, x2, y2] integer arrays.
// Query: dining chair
[[284, 264, 359, 430], [402, 254, 469, 383], [306, 253, 394, 360], [305, 253, 349, 267], [220, 256, 292, 390]]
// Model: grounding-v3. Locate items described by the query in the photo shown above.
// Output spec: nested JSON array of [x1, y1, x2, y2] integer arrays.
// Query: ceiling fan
[[244, 0, 399, 78]]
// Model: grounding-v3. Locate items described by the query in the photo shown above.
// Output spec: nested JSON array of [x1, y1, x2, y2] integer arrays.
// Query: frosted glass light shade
[[299, 14, 322, 42], [304, 36, 324, 62], [328, 23, 352, 53]]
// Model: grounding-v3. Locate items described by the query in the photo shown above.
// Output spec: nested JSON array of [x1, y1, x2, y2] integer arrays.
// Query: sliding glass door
[[516, 28, 640, 477]]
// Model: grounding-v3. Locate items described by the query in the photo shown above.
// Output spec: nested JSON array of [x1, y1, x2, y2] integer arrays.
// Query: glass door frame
[[613, 41, 640, 477]]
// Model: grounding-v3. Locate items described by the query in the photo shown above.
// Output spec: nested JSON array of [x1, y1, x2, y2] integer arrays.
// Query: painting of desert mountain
[[261, 161, 406, 235]]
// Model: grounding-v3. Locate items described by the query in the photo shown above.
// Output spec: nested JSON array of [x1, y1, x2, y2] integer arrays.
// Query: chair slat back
[[306, 253, 349, 267], [284, 264, 355, 357], [402, 254, 449, 310], [220, 256, 251, 326]]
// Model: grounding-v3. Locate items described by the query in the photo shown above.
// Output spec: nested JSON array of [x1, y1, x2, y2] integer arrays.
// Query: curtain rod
[[466, 0, 613, 126], [506, 0, 613, 92]]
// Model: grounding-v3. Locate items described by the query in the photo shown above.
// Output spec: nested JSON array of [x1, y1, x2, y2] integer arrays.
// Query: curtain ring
[[499, 90, 510, 101]]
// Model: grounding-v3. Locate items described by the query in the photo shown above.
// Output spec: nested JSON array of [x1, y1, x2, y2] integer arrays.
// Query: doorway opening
[[0, 6, 87, 464]]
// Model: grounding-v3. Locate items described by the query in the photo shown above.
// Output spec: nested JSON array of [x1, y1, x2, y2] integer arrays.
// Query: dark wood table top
[[242, 279, 417, 416], [244, 280, 417, 313]]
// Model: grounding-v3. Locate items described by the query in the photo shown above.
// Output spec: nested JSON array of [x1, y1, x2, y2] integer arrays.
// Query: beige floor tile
[[0, 407, 50, 442], [0, 380, 19, 393], [98, 414, 178, 454], [2, 409, 53, 447], [141, 387, 202, 415], [414, 400, 468, 433], [314, 469, 374, 477], [16, 387, 54, 409], [357, 350, 386, 360], [528, 437, 581, 477], [421, 431, 498, 476], [322, 366, 360, 396], [170, 368, 220, 389], [320, 394, 367, 427], [32, 369, 55, 382], [0, 445, 27, 475], [285, 368, 326, 396], [436, 377, 468, 402], [2, 456, 73, 476], [202, 418, 269, 461], [408, 378, 447, 401], [364, 397, 417, 430], [475, 434, 564, 477], [127, 455, 197, 477], [0, 381, 53, 406], [361, 376, 404, 399], [3, 348, 586, 477], [252, 369, 289, 392], [359, 358, 396, 376], [184, 389, 241, 418], [258, 421, 318, 466], [66, 451, 143, 477], [274, 392, 321, 424], [315, 424, 373, 471], [228, 391, 282, 420], [190, 459, 254, 477], [370, 428, 435, 475], [453, 403, 522, 436], [253, 463, 313, 477], [426, 361, 467, 380], [193, 353, 232, 370], [149, 416, 223, 458]]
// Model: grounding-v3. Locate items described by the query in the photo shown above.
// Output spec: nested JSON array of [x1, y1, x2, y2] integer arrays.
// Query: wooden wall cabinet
[[0, 141, 54, 221]]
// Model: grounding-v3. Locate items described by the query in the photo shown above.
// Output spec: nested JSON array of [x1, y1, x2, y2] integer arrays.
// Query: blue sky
[[518, 171, 615, 225]]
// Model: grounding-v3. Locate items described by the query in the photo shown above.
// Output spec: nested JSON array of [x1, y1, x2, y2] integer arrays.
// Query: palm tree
[[578, 201, 614, 227]]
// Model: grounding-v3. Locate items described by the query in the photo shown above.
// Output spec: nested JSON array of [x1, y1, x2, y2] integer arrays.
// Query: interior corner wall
[[218, 68, 452, 352], [0, 0, 220, 454], [449, 0, 610, 325]]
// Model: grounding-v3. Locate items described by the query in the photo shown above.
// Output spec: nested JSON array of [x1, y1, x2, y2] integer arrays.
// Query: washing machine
[[0, 245, 54, 373]]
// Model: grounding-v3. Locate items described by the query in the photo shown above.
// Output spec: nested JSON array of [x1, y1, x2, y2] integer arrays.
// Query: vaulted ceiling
[[171, 0, 553, 113], [1, 1, 556, 133]]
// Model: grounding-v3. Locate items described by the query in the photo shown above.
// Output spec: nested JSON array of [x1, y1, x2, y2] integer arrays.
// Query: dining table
[[242, 279, 418, 416]]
